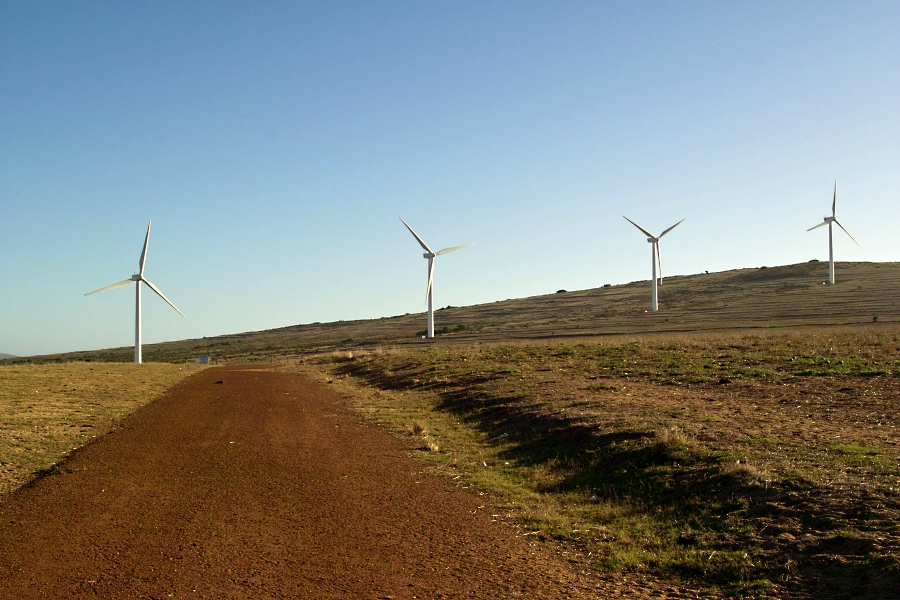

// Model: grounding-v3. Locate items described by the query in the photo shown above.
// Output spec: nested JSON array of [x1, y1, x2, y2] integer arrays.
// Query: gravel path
[[0, 366, 639, 599]]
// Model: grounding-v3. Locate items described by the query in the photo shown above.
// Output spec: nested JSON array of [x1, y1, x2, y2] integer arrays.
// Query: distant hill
[[0, 354, 17, 360], [13, 261, 900, 364]]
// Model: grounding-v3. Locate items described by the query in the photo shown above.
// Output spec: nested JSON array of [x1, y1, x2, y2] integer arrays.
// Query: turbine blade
[[832, 181, 836, 217], [834, 219, 859, 245], [623, 216, 655, 239], [425, 260, 435, 304], [85, 279, 134, 296], [399, 218, 433, 253], [141, 278, 185, 317], [807, 222, 828, 231], [658, 218, 685, 239], [436, 242, 474, 255], [139, 220, 151, 276]]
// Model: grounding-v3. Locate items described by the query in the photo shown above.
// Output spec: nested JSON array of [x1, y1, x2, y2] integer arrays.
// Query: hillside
[[13, 260, 900, 364]]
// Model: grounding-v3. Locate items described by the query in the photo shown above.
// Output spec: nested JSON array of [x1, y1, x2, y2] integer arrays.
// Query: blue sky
[[2, 1, 898, 357]]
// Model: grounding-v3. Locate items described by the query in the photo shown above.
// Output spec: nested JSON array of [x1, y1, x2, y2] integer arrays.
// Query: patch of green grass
[[828, 444, 879, 456], [859, 370, 888, 377]]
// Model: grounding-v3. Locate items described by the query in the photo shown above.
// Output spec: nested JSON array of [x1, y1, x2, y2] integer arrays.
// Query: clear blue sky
[[2, 1, 898, 357]]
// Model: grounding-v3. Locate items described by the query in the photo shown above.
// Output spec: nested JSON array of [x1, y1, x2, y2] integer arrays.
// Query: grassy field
[[288, 327, 900, 598], [0, 363, 204, 498]]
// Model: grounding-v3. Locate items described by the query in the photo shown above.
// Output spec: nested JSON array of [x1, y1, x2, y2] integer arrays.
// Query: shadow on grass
[[334, 358, 900, 599]]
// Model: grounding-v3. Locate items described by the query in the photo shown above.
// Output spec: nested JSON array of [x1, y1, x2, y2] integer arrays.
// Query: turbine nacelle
[[423, 252, 435, 259]]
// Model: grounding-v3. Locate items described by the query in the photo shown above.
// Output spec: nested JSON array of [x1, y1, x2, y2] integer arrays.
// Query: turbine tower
[[400, 218, 472, 339], [86, 220, 184, 363], [624, 216, 685, 312], [807, 182, 858, 285]]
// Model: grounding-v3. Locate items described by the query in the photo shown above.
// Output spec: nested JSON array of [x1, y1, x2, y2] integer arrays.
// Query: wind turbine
[[86, 221, 184, 363], [807, 181, 858, 285], [623, 216, 685, 312], [399, 218, 473, 339]]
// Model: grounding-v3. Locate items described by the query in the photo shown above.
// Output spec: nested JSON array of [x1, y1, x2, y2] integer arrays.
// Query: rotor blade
[[139, 220, 151, 276], [656, 243, 663, 284], [807, 221, 828, 232], [399, 218, 433, 253], [85, 278, 134, 296], [623, 216, 655, 239], [834, 219, 859, 245], [141, 278, 185, 317], [832, 182, 836, 218], [425, 260, 435, 304], [436, 242, 474, 256], [658, 218, 685, 239]]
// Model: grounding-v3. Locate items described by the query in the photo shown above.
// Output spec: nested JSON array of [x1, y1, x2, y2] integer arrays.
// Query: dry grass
[[654, 425, 691, 449], [0, 362, 204, 497]]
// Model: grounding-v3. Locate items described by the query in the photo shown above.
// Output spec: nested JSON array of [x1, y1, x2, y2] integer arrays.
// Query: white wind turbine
[[86, 221, 184, 363], [807, 182, 858, 285], [400, 217, 473, 339], [624, 216, 685, 312]]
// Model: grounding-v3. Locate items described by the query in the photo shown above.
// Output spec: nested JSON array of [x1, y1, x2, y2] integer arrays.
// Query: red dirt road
[[0, 366, 626, 599]]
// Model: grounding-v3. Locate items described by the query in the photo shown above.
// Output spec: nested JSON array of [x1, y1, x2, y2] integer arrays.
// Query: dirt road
[[0, 366, 651, 599]]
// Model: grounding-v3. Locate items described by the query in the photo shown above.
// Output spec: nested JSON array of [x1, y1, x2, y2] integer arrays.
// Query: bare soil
[[0, 366, 695, 599]]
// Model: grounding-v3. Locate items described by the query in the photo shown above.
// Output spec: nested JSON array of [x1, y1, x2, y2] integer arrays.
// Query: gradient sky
[[2, 1, 898, 357]]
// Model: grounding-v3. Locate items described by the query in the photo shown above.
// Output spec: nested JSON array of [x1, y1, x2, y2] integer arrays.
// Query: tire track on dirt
[[0, 366, 634, 599]]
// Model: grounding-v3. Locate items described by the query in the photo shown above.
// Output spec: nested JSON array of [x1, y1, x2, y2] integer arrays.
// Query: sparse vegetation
[[421, 437, 440, 453], [291, 327, 900, 598]]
